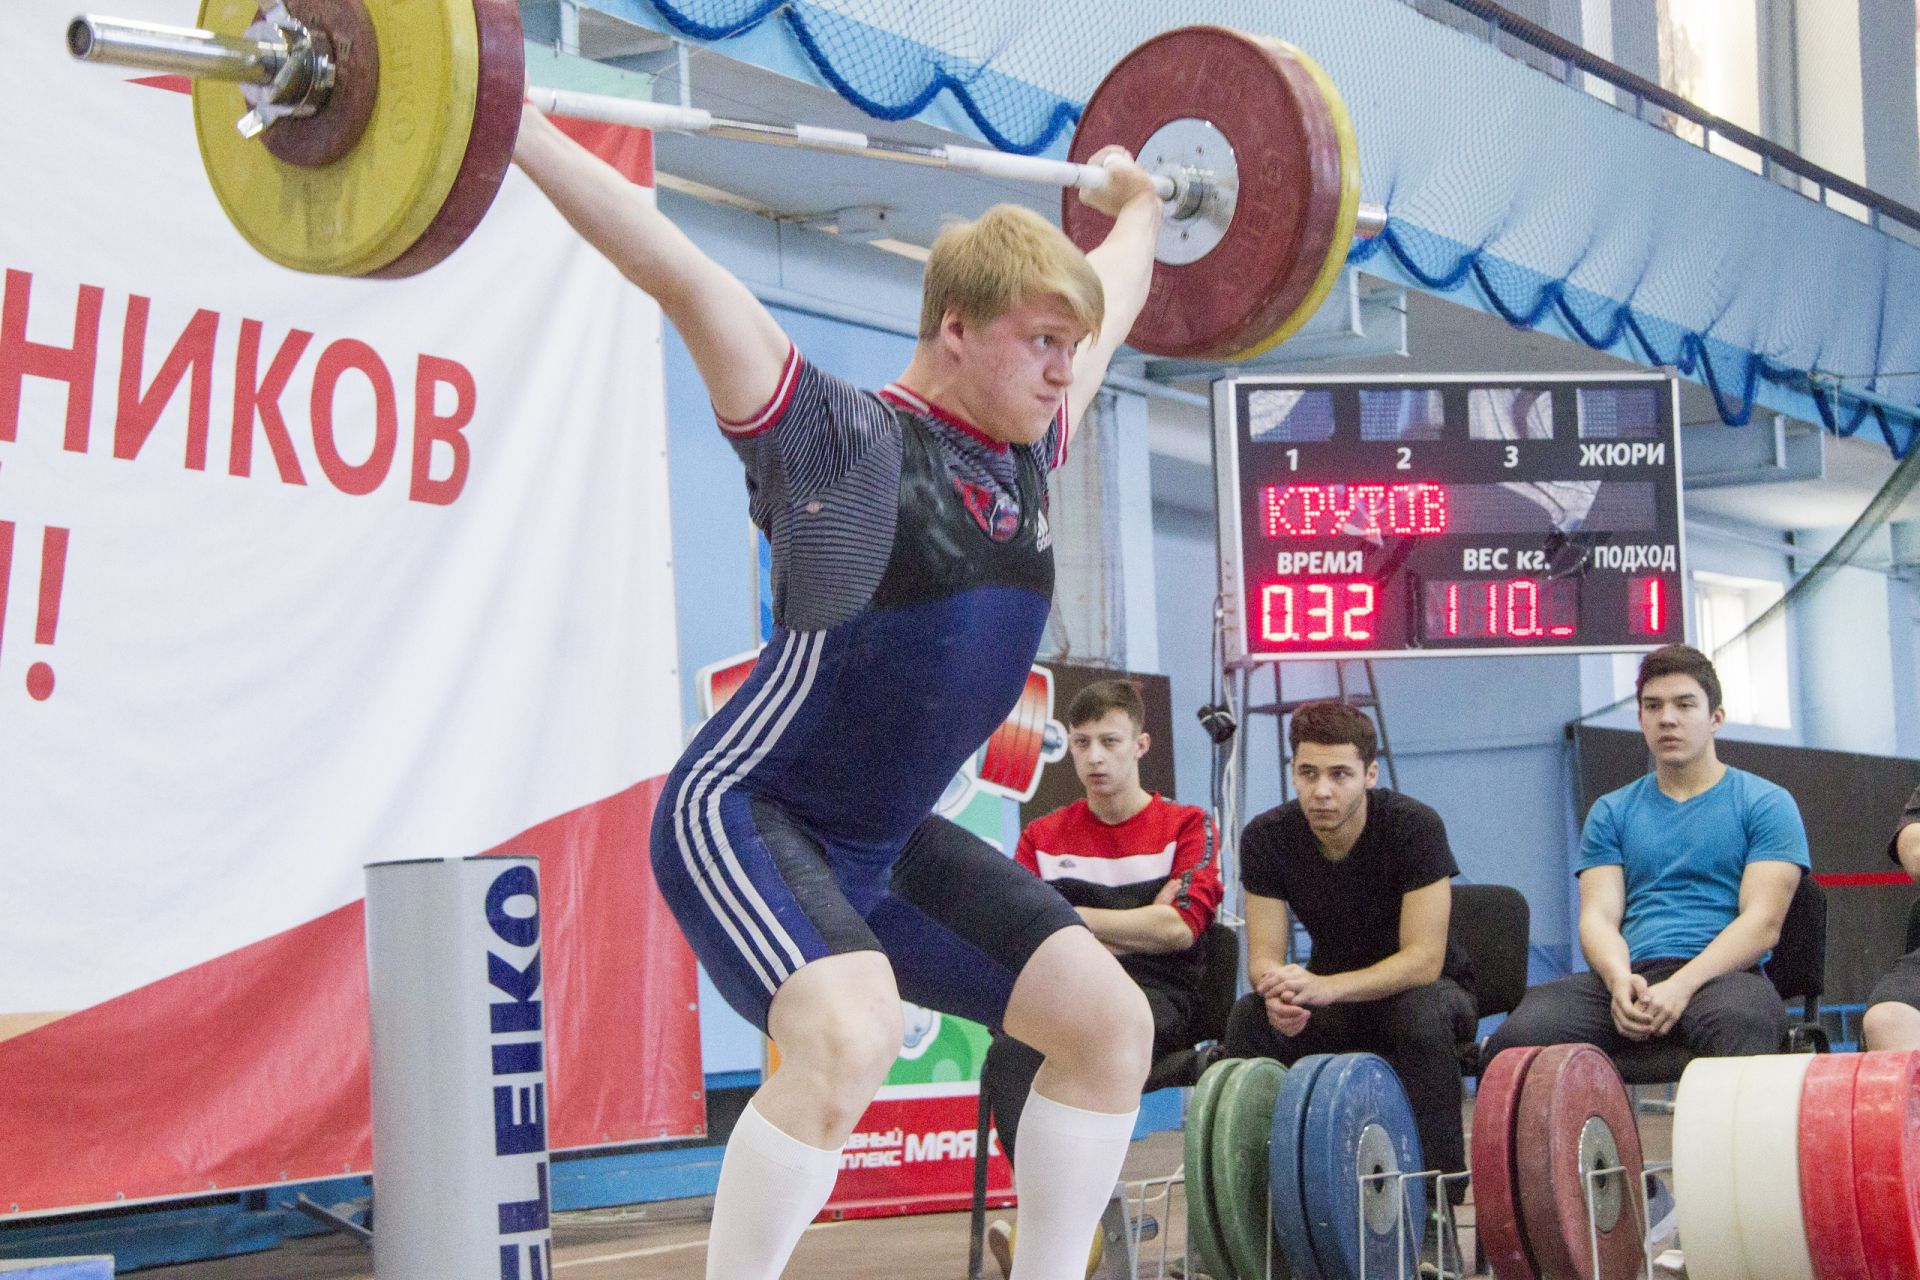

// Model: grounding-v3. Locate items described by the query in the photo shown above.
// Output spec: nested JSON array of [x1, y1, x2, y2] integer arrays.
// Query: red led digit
[[1306, 583, 1336, 640], [1628, 576, 1666, 636], [1343, 583, 1377, 641], [1261, 584, 1299, 641], [1507, 579, 1542, 638], [1444, 582, 1459, 636]]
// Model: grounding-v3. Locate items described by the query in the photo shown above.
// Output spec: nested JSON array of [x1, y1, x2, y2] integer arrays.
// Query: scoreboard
[[1212, 373, 1687, 660]]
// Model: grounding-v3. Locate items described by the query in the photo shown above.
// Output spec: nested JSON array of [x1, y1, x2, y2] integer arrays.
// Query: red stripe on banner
[[553, 117, 656, 188], [1813, 871, 1913, 888], [0, 775, 699, 1217]]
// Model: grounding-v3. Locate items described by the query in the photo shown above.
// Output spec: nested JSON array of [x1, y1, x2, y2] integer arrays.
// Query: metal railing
[[1417, 0, 1920, 235]]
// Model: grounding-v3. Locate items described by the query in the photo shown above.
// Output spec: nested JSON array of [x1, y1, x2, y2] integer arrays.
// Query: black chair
[[966, 921, 1240, 1278], [1614, 872, 1829, 1085], [1449, 883, 1531, 1078]]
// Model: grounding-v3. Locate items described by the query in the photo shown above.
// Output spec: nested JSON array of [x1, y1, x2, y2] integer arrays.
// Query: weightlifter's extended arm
[[1067, 146, 1165, 437], [512, 105, 791, 424]]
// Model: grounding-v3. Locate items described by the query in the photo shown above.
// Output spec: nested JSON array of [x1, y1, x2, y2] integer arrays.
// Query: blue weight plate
[[1300, 1053, 1426, 1280], [1269, 1053, 1335, 1280]]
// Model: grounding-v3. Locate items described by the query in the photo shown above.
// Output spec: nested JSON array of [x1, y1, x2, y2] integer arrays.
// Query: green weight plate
[[1187, 1056, 1240, 1280], [1212, 1057, 1290, 1280]]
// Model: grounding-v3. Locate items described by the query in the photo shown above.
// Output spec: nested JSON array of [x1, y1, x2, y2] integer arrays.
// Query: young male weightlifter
[[512, 106, 1164, 1279]]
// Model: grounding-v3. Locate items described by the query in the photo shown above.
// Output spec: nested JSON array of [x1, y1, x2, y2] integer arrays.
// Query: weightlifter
[[512, 106, 1164, 1279], [1485, 645, 1809, 1063], [1862, 784, 1920, 1050], [1222, 700, 1478, 1249]]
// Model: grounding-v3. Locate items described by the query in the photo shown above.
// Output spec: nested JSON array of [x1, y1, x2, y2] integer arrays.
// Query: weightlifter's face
[[947, 295, 1087, 445]]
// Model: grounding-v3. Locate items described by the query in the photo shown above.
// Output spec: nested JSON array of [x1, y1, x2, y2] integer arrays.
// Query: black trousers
[[1482, 958, 1785, 1060], [1221, 979, 1477, 1196], [982, 981, 1190, 1164]]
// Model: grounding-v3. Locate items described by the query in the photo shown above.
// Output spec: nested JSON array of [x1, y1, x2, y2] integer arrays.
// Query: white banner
[[0, 0, 701, 1212]]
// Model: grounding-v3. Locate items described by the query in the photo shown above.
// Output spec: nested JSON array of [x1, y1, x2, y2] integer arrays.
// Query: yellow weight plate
[[1227, 43, 1362, 361], [193, 0, 479, 276]]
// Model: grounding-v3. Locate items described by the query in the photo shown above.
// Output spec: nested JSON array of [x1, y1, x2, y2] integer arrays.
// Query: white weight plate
[[1733, 1054, 1816, 1280], [1674, 1057, 1753, 1280]]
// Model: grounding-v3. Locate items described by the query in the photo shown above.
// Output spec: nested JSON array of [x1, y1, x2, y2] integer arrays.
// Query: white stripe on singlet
[[671, 630, 823, 992]]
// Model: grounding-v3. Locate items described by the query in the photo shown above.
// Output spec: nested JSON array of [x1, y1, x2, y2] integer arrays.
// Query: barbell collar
[[67, 14, 287, 85]]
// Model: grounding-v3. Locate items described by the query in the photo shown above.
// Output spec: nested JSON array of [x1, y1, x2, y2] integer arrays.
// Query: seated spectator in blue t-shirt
[[1485, 645, 1809, 1061]]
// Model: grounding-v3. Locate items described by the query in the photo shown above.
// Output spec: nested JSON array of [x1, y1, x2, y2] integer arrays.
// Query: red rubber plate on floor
[[1061, 25, 1344, 360], [1854, 1051, 1920, 1280], [1471, 1046, 1543, 1280], [1800, 1053, 1871, 1280], [1514, 1043, 1643, 1280]]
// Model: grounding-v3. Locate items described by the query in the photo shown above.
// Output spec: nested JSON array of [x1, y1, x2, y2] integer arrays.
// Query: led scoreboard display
[[1213, 374, 1686, 659]]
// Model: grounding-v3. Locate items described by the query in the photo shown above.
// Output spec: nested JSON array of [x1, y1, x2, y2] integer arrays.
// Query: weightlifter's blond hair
[[918, 204, 1104, 341]]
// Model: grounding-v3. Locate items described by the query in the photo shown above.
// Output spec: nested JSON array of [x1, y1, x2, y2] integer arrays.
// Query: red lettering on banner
[[229, 319, 313, 485], [411, 355, 475, 506], [116, 296, 218, 469], [2, 268, 482, 506], [0, 520, 71, 701], [310, 339, 398, 497], [0, 269, 103, 453]]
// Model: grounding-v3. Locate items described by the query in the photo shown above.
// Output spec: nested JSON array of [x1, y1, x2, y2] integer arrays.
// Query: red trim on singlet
[[879, 384, 1013, 454], [1813, 871, 1912, 888], [1052, 403, 1071, 469], [717, 345, 800, 437]]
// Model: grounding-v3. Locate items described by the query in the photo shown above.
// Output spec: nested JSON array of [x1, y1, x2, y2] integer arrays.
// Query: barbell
[[66, 4, 1385, 359]]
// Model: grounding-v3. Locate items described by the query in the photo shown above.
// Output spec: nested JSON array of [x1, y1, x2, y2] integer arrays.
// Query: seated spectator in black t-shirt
[[1864, 785, 1920, 1051], [1223, 701, 1477, 1200]]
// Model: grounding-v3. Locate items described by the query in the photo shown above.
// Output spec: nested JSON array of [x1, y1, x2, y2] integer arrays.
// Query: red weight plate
[[369, 0, 526, 277], [1854, 1051, 1920, 1280], [1471, 1045, 1544, 1280], [262, 0, 380, 169], [1514, 1044, 1643, 1280], [1802, 1053, 1872, 1280], [1061, 26, 1344, 360], [980, 669, 1047, 793]]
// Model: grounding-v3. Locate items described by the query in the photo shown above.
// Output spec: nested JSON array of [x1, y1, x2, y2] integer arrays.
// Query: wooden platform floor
[[138, 1107, 1676, 1279]]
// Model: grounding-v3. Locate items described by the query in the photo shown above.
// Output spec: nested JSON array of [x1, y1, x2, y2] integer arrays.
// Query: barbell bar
[[65, 4, 1386, 359]]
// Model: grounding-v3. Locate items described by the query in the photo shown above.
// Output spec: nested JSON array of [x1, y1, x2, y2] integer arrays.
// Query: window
[[1692, 570, 1791, 727], [1659, 0, 1765, 170]]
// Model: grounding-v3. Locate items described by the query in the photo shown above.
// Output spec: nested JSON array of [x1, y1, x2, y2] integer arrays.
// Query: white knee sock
[[705, 1101, 843, 1280], [1009, 1090, 1138, 1280]]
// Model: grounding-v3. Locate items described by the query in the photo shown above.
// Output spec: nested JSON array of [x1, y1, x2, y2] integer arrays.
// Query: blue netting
[[638, 0, 1920, 455]]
